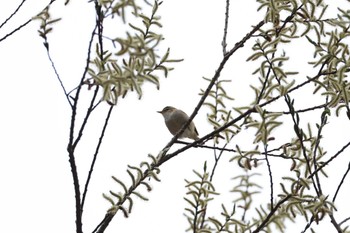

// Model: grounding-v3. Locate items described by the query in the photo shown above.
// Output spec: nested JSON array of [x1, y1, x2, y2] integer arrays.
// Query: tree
[[1, 0, 350, 232]]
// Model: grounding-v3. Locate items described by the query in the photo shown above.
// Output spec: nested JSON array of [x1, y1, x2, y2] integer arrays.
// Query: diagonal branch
[[81, 105, 115, 211], [0, 0, 57, 43], [0, 0, 26, 29], [252, 194, 292, 233], [309, 139, 350, 179], [332, 159, 350, 203], [45, 47, 73, 107]]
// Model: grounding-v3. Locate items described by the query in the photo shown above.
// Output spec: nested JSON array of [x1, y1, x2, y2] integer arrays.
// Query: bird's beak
[[157, 110, 162, 113]]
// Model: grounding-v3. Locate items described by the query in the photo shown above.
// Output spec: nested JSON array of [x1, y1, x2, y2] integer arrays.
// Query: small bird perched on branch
[[157, 106, 200, 141]]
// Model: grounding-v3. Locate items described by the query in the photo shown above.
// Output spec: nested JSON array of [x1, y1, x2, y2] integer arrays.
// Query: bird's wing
[[176, 109, 199, 136]]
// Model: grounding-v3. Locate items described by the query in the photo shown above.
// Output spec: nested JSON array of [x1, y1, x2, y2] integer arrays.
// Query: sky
[[1, 1, 350, 233]]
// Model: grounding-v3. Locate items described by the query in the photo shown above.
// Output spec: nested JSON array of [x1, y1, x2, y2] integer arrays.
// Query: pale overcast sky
[[1, 1, 350, 233]]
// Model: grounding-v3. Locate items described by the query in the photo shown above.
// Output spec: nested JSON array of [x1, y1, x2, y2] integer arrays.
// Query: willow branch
[[252, 194, 292, 233]]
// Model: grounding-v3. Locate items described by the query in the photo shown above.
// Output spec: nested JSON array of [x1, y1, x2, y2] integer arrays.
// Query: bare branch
[[264, 144, 274, 209], [81, 105, 115, 210], [221, 0, 230, 55], [45, 48, 73, 107], [332, 160, 350, 203], [0, 0, 26, 29]]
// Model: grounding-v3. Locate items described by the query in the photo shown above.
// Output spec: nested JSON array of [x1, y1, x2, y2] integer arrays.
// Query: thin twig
[[72, 86, 100, 149], [209, 141, 229, 181], [221, 0, 230, 55], [45, 48, 73, 107], [301, 215, 315, 233], [0, 0, 26, 29], [285, 95, 320, 196], [0, 19, 31, 43], [309, 139, 350, 179], [175, 140, 304, 161], [252, 194, 292, 233], [332, 160, 350, 202], [265, 103, 327, 115], [339, 216, 350, 226], [312, 109, 328, 196], [264, 144, 274, 209], [81, 105, 114, 209]]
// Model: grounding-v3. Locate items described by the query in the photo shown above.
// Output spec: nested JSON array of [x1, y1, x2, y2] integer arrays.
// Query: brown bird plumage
[[158, 106, 199, 140]]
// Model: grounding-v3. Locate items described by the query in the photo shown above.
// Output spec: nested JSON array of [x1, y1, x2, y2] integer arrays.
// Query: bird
[[157, 106, 200, 141]]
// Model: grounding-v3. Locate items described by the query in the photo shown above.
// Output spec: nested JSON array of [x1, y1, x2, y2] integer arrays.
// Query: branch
[[209, 141, 229, 181], [264, 144, 274, 209], [45, 47, 73, 107], [328, 214, 343, 233], [67, 143, 83, 233], [81, 105, 115, 210], [301, 215, 315, 233], [339, 216, 350, 226], [252, 194, 292, 233], [312, 109, 329, 196], [0, 0, 26, 29], [0, 19, 31, 43], [309, 139, 350, 179], [72, 86, 100, 150], [221, 0, 230, 55], [332, 159, 350, 202], [175, 140, 304, 162], [266, 103, 328, 115]]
